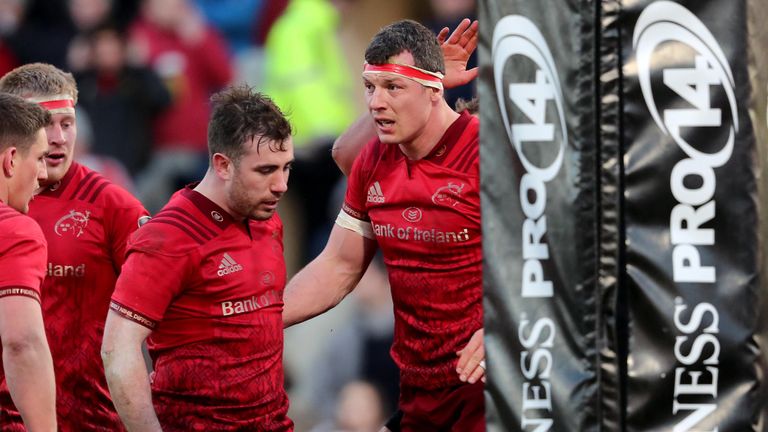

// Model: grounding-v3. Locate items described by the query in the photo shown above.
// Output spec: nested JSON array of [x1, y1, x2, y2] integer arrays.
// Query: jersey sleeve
[[0, 217, 47, 302], [110, 227, 192, 330], [342, 137, 377, 221]]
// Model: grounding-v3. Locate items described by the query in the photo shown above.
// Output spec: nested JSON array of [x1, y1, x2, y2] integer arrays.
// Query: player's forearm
[[102, 346, 162, 431], [3, 335, 56, 432], [332, 113, 375, 176], [283, 256, 359, 327]]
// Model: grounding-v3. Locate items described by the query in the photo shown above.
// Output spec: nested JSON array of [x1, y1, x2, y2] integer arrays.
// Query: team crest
[[54, 210, 91, 237], [431, 182, 465, 207]]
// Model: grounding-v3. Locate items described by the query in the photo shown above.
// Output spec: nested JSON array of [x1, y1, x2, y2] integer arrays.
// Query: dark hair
[[0, 93, 51, 154], [0, 63, 79, 103], [455, 97, 479, 115], [208, 84, 293, 163], [365, 19, 444, 74]]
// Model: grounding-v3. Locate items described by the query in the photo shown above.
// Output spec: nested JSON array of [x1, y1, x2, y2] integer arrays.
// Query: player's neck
[[195, 172, 242, 222], [399, 103, 460, 161], [0, 183, 8, 208]]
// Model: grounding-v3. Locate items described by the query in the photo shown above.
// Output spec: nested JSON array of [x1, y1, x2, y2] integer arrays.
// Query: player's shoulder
[[0, 209, 45, 244], [360, 137, 389, 164], [133, 199, 216, 254], [71, 164, 144, 209]]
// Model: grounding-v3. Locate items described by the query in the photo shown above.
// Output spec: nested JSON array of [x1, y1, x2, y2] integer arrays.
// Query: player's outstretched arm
[[456, 328, 486, 384], [283, 224, 378, 327], [102, 311, 162, 432], [331, 18, 479, 176], [0, 296, 56, 432]]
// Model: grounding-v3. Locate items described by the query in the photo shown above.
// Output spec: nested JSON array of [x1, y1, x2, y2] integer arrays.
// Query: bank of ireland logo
[[492, 15, 566, 184], [54, 209, 91, 237], [633, 1, 738, 168], [402, 207, 422, 223]]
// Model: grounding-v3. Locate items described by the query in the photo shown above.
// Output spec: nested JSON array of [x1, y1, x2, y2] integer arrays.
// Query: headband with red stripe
[[25, 94, 76, 115], [363, 63, 444, 90]]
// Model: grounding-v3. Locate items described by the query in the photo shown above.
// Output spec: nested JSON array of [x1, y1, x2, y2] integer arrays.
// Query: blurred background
[[0, 0, 476, 429]]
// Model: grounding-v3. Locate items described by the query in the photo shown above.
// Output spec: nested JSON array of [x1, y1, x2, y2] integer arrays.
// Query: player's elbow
[[2, 329, 46, 358], [331, 139, 352, 177]]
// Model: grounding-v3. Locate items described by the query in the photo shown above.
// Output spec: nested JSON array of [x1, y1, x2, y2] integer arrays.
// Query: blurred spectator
[[264, 0, 356, 149], [75, 23, 171, 177], [65, 0, 114, 71], [309, 381, 387, 432], [264, 0, 358, 263], [193, 0, 262, 56], [253, 0, 289, 46], [426, 0, 476, 109], [74, 107, 136, 193], [193, 0, 281, 88], [305, 260, 398, 422], [0, 0, 23, 75], [129, 0, 233, 213], [5, 0, 71, 68]]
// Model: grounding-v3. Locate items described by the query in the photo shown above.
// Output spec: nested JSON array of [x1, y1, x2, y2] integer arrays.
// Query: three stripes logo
[[367, 181, 386, 204], [217, 253, 244, 277]]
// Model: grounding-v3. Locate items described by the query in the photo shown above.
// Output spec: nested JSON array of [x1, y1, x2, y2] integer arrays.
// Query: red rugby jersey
[[111, 187, 292, 432], [0, 203, 47, 423], [343, 111, 482, 390], [0, 162, 148, 431]]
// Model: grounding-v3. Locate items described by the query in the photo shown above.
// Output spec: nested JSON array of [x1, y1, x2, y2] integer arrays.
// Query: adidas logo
[[367, 181, 385, 203], [217, 253, 244, 277]]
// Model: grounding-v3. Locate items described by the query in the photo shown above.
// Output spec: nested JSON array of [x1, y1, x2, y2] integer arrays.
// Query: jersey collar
[[180, 186, 235, 229], [424, 110, 473, 161]]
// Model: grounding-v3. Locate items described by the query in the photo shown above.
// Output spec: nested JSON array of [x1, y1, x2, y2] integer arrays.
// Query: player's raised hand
[[438, 18, 479, 89]]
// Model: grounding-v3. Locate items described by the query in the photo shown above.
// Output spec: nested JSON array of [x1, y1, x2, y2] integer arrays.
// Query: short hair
[[365, 19, 445, 74], [0, 63, 79, 103], [455, 97, 479, 115], [208, 84, 292, 164], [0, 93, 51, 154]]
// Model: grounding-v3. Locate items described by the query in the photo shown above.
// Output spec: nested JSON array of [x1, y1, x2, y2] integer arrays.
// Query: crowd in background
[[0, 0, 476, 430]]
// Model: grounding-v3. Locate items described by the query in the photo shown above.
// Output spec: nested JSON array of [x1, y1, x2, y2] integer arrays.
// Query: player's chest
[[363, 164, 480, 251], [365, 164, 479, 227], [191, 228, 286, 307], [30, 200, 107, 260]]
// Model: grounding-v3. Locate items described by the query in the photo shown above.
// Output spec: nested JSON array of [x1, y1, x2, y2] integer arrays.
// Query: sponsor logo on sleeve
[[109, 301, 156, 329]]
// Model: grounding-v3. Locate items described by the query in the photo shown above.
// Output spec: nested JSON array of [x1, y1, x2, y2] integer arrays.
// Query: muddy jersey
[[0, 203, 48, 424], [13, 162, 147, 431], [111, 187, 292, 432], [343, 111, 482, 390]]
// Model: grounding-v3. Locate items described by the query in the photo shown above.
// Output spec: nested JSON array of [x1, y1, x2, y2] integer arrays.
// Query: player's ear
[[212, 153, 232, 181], [1, 147, 16, 178], [430, 86, 443, 103]]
